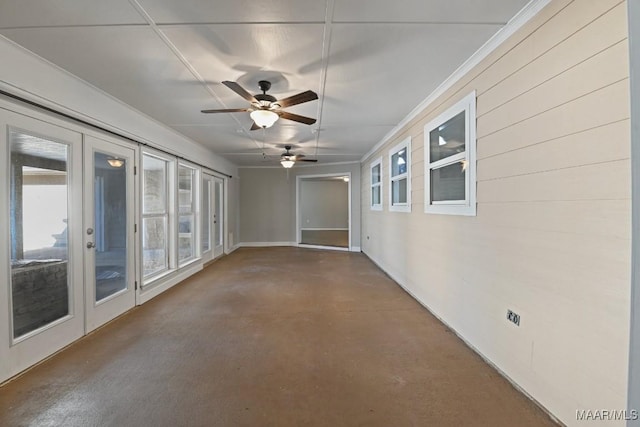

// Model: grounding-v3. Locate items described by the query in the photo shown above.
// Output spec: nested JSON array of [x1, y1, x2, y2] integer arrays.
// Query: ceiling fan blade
[[201, 108, 249, 113], [222, 81, 258, 103], [276, 90, 318, 108], [298, 158, 318, 162], [278, 111, 317, 125], [250, 122, 261, 131]]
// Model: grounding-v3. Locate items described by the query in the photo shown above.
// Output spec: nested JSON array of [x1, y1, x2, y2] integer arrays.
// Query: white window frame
[[388, 137, 411, 213], [141, 149, 176, 285], [424, 91, 477, 216], [370, 157, 383, 211], [177, 161, 200, 267]]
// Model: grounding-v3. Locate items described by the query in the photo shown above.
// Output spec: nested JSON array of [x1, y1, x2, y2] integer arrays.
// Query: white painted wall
[[300, 179, 349, 229], [361, 1, 631, 426]]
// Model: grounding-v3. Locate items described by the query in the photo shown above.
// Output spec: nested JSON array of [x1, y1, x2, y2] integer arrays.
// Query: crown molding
[[360, 0, 552, 163]]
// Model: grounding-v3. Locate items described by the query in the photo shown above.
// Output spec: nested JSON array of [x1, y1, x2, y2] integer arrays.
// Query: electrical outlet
[[507, 310, 520, 326]]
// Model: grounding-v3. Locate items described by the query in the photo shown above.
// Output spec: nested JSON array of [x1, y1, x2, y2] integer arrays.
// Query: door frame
[[295, 172, 352, 252]]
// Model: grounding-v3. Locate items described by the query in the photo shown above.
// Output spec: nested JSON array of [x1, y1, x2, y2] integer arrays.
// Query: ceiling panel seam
[[126, 0, 262, 151], [313, 0, 336, 158], [0, 24, 150, 30], [331, 21, 509, 25], [155, 21, 326, 27]]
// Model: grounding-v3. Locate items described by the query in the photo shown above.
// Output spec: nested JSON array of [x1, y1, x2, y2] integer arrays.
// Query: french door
[[0, 108, 137, 383], [83, 135, 136, 332], [202, 174, 224, 262], [0, 109, 85, 382], [213, 176, 224, 258]]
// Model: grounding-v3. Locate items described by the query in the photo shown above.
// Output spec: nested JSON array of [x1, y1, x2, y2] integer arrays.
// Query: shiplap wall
[[361, 1, 631, 425]]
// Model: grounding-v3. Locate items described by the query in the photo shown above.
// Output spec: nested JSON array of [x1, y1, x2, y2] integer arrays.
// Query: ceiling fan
[[201, 80, 318, 130], [280, 145, 317, 168]]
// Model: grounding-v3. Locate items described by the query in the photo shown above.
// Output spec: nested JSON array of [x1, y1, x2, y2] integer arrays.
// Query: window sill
[[389, 204, 411, 213], [425, 203, 476, 216]]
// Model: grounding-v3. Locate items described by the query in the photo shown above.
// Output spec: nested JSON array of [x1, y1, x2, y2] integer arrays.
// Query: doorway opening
[[297, 173, 351, 251]]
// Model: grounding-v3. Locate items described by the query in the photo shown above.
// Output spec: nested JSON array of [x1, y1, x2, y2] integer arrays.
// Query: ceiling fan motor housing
[[258, 80, 272, 93]]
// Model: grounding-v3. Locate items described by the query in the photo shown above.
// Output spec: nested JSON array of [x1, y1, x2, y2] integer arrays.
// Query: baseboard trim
[[237, 241, 360, 253], [300, 228, 349, 231], [239, 241, 297, 247], [361, 249, 561, 426], [298, 243, 349, 252]]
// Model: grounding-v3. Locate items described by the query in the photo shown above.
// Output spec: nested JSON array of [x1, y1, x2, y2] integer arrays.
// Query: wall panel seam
[[477, 118, 630, 161], [477, 37, 629, 119], [477, 158, 630, 183], [477, 77, 630, 140], [479, 197, 631, 204], [477, 0, 626, 98]]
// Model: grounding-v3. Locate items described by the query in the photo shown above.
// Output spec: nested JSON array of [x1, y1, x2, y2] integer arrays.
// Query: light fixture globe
[[250, 109, 279, 128], [280, 159, 295, 168]]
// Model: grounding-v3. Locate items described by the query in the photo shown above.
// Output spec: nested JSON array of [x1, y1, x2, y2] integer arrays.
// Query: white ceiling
[[0, 0, 529, 166]]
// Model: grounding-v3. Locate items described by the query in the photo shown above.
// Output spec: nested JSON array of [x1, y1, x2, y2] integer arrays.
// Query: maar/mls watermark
[[576, 409, 639, 421]]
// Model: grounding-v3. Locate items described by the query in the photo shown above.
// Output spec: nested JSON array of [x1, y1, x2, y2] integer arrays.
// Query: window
[[370, 157, 382, 211], [178, 163, 198, 265], [424, 91, 476, 216], [142, 153, 171, 279], [388, 137, 411, 212]]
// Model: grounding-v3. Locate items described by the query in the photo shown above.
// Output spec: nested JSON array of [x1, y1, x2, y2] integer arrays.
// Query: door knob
[[87, 242, 96, 249]]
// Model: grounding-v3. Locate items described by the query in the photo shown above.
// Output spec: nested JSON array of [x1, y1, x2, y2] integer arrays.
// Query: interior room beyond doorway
[[298, 175, 350, 249]]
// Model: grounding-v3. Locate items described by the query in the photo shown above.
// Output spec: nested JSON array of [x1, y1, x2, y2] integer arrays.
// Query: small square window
[[424, 91, 476, 216], [389, 137, 411, 213]]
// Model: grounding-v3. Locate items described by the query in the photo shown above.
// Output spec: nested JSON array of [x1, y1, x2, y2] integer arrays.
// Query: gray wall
[[226, 175, 240, 249], [239, 168, 293, 243], [300, 179, 349, 229], [239, 162, 361, 249]]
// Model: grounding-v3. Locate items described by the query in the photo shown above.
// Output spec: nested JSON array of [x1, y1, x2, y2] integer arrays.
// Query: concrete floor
[[0, 247, 556, 427], [300, 229, 349, 248]]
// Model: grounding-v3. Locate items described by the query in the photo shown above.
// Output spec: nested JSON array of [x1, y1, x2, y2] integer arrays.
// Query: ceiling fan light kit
[[278, 145, 318, 168], [280, 159, 295, 168], [201, 80, 318, 130], [250, 109, 279, 128]]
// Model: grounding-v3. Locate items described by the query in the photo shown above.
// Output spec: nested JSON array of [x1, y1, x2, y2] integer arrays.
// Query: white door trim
[[295, 172, 352, 251]]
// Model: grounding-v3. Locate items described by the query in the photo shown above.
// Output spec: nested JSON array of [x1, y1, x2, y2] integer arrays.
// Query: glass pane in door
[[214, 180, 222, 247], [94, 152, 127, 301], [202, 179, 211, 252], [10, 131, 70, 338]]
